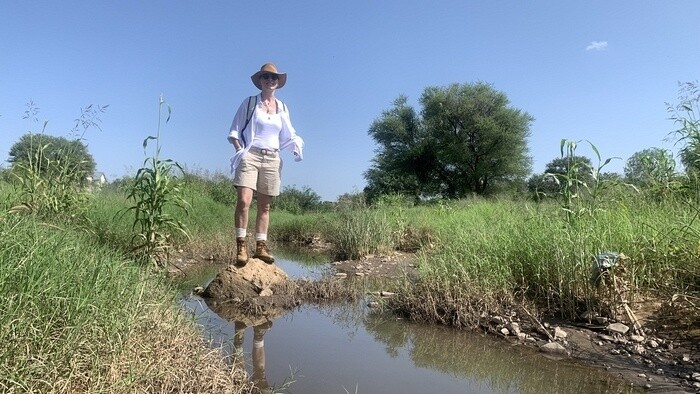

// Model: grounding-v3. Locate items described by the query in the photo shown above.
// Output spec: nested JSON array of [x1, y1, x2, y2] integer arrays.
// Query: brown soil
[[330, 251, 420, 280], [171, 249, 700, 393]]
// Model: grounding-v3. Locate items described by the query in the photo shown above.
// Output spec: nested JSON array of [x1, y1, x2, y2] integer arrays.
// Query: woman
[[227, 62, 304, 265]]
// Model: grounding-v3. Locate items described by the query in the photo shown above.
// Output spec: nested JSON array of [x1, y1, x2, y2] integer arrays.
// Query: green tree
[[8, 133, 96, 185], [527, 155, 593, 198], [421, 83, 533, 196], [365, 83, 533, 200], [624, 148, 676, 186], [274, 185, 323, 214], [364, 96, 436, 203]]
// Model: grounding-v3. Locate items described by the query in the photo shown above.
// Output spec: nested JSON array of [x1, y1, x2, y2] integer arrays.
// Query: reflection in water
[[361, 311, 633, 393], [233, 320, 273, 394], [183, 297, 633, 394]]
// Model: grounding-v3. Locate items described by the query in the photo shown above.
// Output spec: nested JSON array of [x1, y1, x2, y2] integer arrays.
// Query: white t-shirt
[[251, 106, 282, 150]]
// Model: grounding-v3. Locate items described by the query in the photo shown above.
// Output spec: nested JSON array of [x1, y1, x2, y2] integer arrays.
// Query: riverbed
[[180, 248, 635, 393]]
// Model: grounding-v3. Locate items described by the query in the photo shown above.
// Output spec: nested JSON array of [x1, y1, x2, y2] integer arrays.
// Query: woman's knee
[[257, 195, 272, 213]]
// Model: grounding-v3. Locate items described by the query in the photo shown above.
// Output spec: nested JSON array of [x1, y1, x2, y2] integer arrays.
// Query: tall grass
[[272, 194, 699, 324], [8, 130, 90, 219], [0, 213, 252, 393]]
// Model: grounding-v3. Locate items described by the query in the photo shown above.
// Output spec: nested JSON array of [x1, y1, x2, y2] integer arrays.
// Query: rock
[[192, 286, 204, 295], [630, 335, 645, 343], [517, 332, 527, 341], [682, 354, 691, 362], [607, 323, 630, 335], [259, 288, 273, 297], [599, 334, 615, 342], [595, 316, 609, 325], [540, 342, 569, 356], [554, 327, 567, 339], [500, 327, 511, 336], [380, 291, 396, 297], [335, 272, 348, 278], [509, 322, 521, 336], [692, 372, 700, 382], [647, 340, 659, 348], [632, 344, 646, 355]]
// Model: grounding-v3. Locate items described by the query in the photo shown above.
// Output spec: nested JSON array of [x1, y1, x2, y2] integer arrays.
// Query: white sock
[[236, 228, 247, 238], [255, 233, 267, 241]]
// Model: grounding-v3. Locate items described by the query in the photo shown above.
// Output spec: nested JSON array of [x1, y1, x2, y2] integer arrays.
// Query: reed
[[121, 95, 190, 267]]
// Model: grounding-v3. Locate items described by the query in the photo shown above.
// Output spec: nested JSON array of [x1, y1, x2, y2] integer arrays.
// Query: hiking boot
[[253, 240, 275, 264], [236, 237, 248, 265]]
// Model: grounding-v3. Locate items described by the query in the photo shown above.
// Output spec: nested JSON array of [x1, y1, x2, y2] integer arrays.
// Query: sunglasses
[[260, 74, 278, 81]]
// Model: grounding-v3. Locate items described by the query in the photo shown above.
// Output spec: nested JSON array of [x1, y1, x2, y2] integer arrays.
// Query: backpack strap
[[240, 95, 257, 148]]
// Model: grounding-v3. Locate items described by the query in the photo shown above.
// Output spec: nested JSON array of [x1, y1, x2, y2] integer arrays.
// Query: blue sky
[[1, 1, 698, 201]]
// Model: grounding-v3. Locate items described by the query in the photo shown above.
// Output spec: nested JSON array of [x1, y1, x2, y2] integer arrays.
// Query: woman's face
[[259, 73, 279, 91]]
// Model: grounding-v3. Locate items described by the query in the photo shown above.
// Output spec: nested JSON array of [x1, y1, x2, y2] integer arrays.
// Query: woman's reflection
[[233, 320, 273, 393]]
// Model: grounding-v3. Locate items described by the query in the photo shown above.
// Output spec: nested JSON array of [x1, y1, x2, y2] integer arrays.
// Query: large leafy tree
[[8, 133, 96, 184], [365, 83, 533, 200], [624, 148, 676, 187], [364, 96, 437, 202], [421, 83, 533, 196]]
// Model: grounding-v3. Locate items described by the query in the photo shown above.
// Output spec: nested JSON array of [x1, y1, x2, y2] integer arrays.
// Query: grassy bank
[[0, 183, 253, 393], [273, 196, 700, 327]]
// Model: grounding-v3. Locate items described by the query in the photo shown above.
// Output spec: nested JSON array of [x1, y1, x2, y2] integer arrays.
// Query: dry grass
[[101, 303, 254, 394]]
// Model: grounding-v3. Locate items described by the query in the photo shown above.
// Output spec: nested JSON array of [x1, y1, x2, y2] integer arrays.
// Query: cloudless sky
[[1, 1, 698, 201]]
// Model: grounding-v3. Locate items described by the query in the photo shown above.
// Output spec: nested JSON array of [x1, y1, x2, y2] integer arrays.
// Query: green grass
[[2, 168, 699, 390], [0, 182, 253, 393], [273, 196, 699, 323]]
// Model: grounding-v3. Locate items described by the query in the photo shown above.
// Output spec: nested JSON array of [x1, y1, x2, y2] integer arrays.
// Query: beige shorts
[[233, 147, 282, 196]]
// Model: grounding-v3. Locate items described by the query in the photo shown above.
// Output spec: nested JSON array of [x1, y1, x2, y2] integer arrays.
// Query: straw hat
[[251, 63, 287, 90]]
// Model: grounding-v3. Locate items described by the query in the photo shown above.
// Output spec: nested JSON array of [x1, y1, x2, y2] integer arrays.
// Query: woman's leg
[[234, 186, 254, 264], [235, 186, 254, 230], [253, 193, 275, 263], [255, 193, 273, 235]]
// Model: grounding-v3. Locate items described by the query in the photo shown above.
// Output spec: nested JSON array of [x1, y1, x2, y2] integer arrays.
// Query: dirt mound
[[204, 258, 291, 300], [202, 258, 302, 321]]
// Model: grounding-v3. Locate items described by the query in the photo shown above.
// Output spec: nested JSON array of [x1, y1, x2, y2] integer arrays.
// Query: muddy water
[[181, 249, 635, 394]]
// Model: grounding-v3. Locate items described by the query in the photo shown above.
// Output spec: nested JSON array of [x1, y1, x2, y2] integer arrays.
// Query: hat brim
[[251, 71, 287, 90]]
